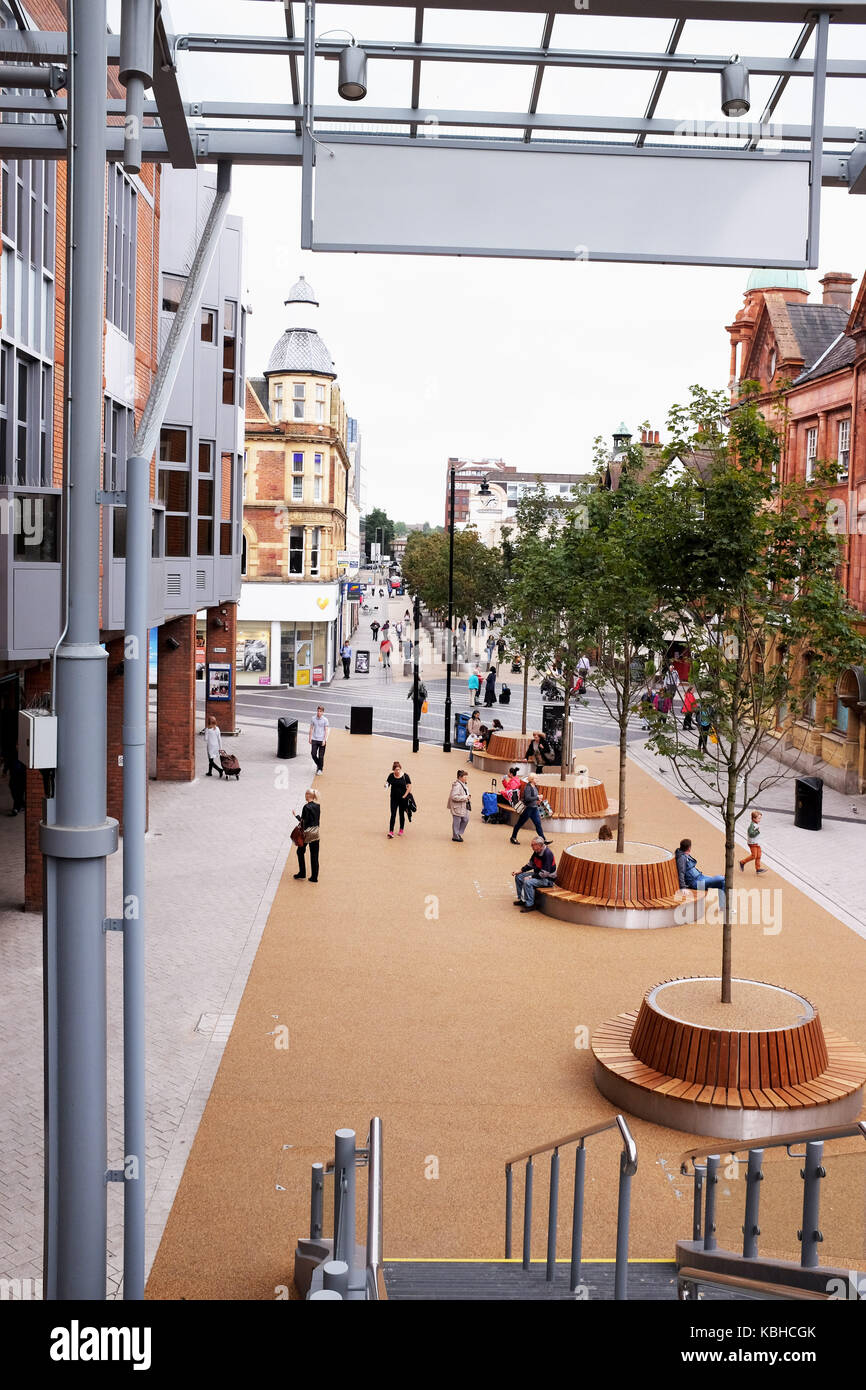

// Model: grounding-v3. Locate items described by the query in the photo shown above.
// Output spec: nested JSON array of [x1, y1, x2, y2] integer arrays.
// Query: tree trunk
[[722, 763, 738, 1005], [521, 649, 529, 736], [616, 666, 630, 854], [561, 670, 573, 782]]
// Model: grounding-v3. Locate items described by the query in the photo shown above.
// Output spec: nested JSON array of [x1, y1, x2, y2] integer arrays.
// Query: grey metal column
[[41, 0, 116, 1301], [742, 1148, 763, 1259], [807, 12, 830, 266], [412, 593, 421, 753], [443, 465, 455, 752], [119, 159, 232, 1300]]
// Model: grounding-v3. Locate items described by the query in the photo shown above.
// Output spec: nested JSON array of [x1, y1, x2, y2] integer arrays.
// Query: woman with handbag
[[386, 760, 413, 838], [524, 730, 551, 774], [447, 768, 471, 842], [292, 788, 321, 882]]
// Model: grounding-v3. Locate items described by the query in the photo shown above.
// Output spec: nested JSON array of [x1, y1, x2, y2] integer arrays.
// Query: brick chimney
[[819, 272, 856, 311]]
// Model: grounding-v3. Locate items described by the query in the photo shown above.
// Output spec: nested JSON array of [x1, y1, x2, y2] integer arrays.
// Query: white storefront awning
[[237, 582, 341, 624]]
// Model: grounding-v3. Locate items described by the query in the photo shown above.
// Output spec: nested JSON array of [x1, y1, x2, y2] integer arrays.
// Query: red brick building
[[727, 268, 866, 792]]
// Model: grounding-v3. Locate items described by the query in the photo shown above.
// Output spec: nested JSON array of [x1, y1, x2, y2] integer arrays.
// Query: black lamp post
[[412, 592, 421, 754], [443, 464, 456, 752]]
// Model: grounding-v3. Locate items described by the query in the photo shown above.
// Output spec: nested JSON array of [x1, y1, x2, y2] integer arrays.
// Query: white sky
[[138, 4, 866, 521]]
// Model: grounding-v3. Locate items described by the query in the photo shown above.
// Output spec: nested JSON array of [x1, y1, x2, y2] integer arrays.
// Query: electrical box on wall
[[18, 710, 58, 769]]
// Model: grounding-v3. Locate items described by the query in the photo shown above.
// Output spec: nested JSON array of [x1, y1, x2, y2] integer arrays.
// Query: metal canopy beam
[[151, 9, 196, 168], [320, 0, 866, 17], [174, 35, 866, 79], [636, 19, 684, 149]]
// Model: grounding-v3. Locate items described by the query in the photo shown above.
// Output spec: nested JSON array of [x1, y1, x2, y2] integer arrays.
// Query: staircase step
[[385, 1260, 684, 1301]]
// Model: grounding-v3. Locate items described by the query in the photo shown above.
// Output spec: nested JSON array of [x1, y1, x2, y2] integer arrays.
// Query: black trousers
[[207, 756, 223, 778], [297, 841, 320, 879], [342, 658, 351, 678], [311, 740, 326, 771], [389, 798, 406, 831]]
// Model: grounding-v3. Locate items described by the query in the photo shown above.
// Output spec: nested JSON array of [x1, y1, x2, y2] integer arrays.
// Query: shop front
[[236, 582, 340, 688]]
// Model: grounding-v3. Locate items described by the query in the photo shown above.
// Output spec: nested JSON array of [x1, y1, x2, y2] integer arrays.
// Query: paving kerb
[[144, 732, 866, 1301]]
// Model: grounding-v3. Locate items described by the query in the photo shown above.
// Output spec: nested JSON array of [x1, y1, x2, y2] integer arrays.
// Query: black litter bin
[[277, 717, 298, 759], [794, 776, 823, 831], [542, 703, 565, 767], [455, 712, 472, 747]]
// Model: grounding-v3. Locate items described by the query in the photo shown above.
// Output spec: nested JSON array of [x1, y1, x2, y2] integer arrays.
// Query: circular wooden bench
[[537, 842, 706, 929], [472, 730, 576, 777], [592, 977, 866, 1139]]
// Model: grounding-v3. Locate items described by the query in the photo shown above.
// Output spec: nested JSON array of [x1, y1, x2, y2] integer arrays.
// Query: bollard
[[570, 1144, 586, 1294], [546, 1150, 560, 1283], [322, 1260, 349, 1297], [333, 1129, 357, 1268], [742, 1149, 763, 1259]]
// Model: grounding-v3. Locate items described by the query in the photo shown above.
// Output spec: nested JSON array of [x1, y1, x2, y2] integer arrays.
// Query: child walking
[[740, 810, 768, 873]]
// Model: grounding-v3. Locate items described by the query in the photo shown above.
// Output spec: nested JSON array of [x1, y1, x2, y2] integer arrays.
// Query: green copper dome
[[746, 268, 808, 293]]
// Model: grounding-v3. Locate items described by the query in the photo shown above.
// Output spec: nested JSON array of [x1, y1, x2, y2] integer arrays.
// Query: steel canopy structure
[[1, 0, 866, 1302]]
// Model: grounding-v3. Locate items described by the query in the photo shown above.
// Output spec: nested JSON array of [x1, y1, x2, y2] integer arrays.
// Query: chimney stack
[[819, 272, 856, 311]]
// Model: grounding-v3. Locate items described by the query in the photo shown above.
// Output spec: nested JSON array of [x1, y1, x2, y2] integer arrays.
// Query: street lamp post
[[412, 593, 421, 754], [443, 465, 456, 752]]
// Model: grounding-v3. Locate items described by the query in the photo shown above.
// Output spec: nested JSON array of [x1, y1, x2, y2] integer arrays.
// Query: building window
[[162, 273, 187, 313], [198, 440, 214, 474], [198, 475, 214, 555], [805, 426, 818, 481], [241, 532, 247, 575], [835, 699, 849, 734], [315, 383, 326, 423], [0, 344, 7, 485], [220, 452, 234, 556], [293, 382, 305, 420], [105, 167, 136, 337], [242, 449, 248, 501], [0, 348, 51, 488], [292, 474, 303, 502], [15, 354, 29, 486], [222, 300, 237, 405], [837, 419, 851, 479], [200, 308, 216, 343], [12, 491, 59, 562], [313, 476, 321, 502], [292, 451, 304, 473], [289, 526, 303, 575], [314, 451, 323, 473], [310, 526, 321, 576], [158, 427, 190, 558], [273, 381, 283, 422]]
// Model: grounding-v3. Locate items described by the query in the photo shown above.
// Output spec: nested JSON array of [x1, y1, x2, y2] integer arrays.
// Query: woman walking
[[293, 788, 321, 882], [483, 666, 497, 708], [386, 760, 412, 837], [447, 768, 471, 842], [205, 715, 224, 778], [509, 774, 551, 846]]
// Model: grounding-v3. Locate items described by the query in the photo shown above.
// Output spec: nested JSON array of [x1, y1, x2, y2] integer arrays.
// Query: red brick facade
[[205, 602, 237, 733], [156, 616, 197, 781]]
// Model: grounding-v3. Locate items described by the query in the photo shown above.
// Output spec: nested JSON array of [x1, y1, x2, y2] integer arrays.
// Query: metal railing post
[[310, 1162, 324, 1240], [799, 1140, 825, 1269], [522, 1157, 533, 1271], [570, 1143, 586, 1294], [546, 1149, 559, 1283], [333, 1128, 356, 1266], [323, 1260, 349, 1297], [505, 1165, 513, 1260], [692, 1165, 704, 1242], [742, 1148, 763, 1259], [614, 1150, 633, 1301], [703, 1155, 719, 1252]]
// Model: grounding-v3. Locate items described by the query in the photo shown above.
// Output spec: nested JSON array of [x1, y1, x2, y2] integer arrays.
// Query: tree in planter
[[502, 489, 554, 736], [640, 384, 866, 1004], [576, 454, 669, 852], [363, 506, 395, 561]]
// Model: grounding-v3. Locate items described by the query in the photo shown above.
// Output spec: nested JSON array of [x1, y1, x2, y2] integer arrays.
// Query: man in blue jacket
[[675, 838, 726, 912], [512, 837, 557, 913]]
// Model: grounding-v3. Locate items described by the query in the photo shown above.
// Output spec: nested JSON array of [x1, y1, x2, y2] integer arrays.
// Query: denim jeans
[[515, 872, 548, 908], [514, 805, 544, 839], [693, 874, 725, 910]]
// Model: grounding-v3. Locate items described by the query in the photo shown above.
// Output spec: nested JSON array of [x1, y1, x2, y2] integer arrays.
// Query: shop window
[[105, 166, 137, 337], [289, 526, 303, 575], [200, 308, 216, 343], [161, 272, 186, 314], [222, 300, 237, 405]]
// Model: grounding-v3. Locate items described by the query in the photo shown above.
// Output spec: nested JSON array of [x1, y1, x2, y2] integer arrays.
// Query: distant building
[[241, 276, 357, 688], [445, 457, 592, 545]]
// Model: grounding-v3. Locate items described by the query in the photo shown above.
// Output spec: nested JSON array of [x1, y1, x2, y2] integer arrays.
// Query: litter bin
[[455, 712, 472, 747], [277, 717, 298, 759], [794, 775, 823, 831]]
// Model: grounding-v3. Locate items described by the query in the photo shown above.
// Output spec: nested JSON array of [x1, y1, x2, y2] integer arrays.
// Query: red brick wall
[[156, 615, 196, 780], [256, 450, 286, 501], [205, 602, 237, 733]]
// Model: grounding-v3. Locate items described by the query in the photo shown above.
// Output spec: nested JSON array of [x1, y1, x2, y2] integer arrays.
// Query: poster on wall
[[354, 650, 370, 674], [312, 666, 324, 685], [207, 663, 232, 702], [240, 638, 268, 674], [296, 670, 311, 686], [346, 582, 362, 601]]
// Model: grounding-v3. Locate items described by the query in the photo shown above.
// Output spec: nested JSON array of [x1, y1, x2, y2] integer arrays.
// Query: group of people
[[467, 665, 500, 707], [465, 711, 505, 762], [638, 669, 716, 752]]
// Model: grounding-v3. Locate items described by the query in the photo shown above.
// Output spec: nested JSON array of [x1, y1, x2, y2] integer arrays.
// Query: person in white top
[[205, 715, 224, 778], [309, 705, 329, 774]]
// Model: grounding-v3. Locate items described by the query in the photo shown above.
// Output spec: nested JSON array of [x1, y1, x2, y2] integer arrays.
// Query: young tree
[[363, 507, 395, 560], [502, 489, 553, 735], [641, 385, 866, 1003], [402, 527, 505, 626]]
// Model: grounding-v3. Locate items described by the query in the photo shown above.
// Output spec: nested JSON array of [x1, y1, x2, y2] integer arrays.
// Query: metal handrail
[[505, 1114, 637, 1300], [506, 1115, 638, 1173], [679, 1120, 866, 1273], [679, 1120, 866, 1171], [365, 1117, 387, 1301]]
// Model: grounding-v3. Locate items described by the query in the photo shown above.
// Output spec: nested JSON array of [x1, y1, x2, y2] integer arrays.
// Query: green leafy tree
[[363, 507, 395, 560], [641, 384, 866, 1004], [402, 527, 505, 626], [502, 489, 554, 734]]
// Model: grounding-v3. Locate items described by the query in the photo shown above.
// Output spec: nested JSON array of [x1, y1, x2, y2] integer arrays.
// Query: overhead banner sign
[[313, 140, 812, 268]]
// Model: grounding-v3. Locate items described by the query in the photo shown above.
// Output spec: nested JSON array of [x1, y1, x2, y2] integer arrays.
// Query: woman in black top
[[293, 788, 321, 882], [386, 760, 412, 837], [484, 666, 497, 707], [525, 730, 551, 773]]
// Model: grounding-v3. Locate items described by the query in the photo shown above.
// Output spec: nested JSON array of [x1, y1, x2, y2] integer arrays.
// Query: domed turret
[[745, 268, 809, 295], [265, 274, 336, 378]]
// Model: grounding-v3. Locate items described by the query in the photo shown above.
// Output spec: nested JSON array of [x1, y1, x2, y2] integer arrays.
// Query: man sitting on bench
[[675, 838, 726, 912], [512, 837, 557, 914]]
